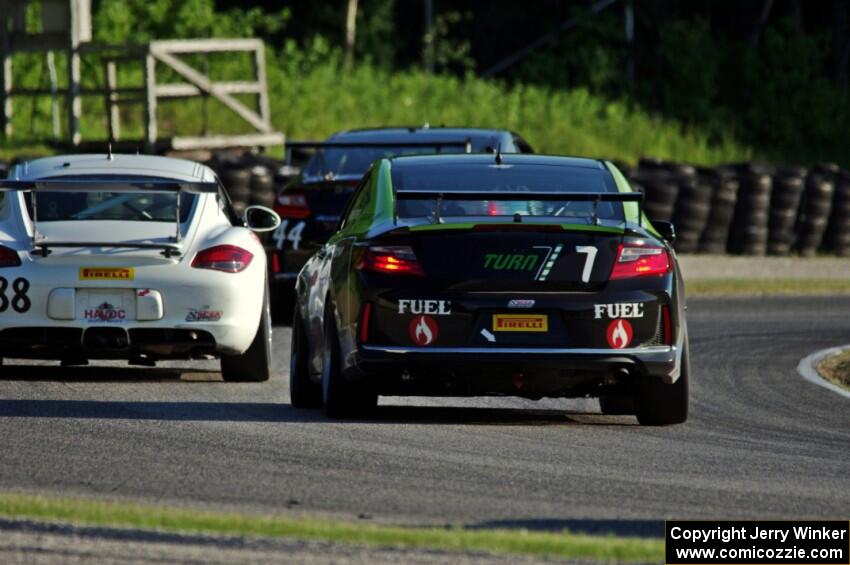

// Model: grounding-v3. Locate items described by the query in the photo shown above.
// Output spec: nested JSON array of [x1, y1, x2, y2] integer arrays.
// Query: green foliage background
[[10, 0, 850, 166]]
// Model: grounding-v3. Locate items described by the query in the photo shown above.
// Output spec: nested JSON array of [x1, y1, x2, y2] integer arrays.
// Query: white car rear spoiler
[[0, 180, 219, 258]]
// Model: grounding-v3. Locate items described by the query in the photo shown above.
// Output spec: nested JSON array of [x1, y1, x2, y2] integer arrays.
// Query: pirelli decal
[[79, 267, 135, 281], [493, 314, 548, 332]]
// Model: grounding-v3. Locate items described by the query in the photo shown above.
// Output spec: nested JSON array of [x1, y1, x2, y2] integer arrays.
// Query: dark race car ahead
[[290, 153, 689, 425], [270, 126, 533, 315]]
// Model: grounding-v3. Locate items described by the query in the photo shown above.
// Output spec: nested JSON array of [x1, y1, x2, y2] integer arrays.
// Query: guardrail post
[[104, 59, 120, 141], [253, 43, 270, 128], [67, 0, 82, 146], [144, 52, 157, 151]]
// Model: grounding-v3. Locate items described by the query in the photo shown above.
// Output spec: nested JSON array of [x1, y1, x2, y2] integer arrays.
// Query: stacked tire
[[670, 165, 712, 253], [767, 166, 806, 256], [727, 163, 773, 255], [698, 166, 739, 254], [220, 164, 252, 218], [796, 163, 837, 256], [824, 169, 850, 257], [249, 165, 275, 208], [630, 158, 679, 222]]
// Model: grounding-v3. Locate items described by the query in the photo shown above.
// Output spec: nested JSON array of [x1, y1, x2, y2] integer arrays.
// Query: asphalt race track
[[0, 296, 848, 537]]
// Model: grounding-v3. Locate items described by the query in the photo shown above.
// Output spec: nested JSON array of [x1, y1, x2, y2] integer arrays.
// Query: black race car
[[290, 153, 689, 425], [270, 126, 533, 314]]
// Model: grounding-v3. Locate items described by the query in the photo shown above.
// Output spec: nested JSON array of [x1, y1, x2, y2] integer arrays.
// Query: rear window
[[304, 144, 468, 178], [393, 164, 624, 221], [24, 175, 197, 223]]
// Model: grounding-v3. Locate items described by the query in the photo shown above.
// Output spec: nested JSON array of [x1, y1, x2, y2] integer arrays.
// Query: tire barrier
[[627, 158, 850, 256], [671, 166, 712, 253], [795, 163, 837, 257], [767, 167, 806, 256], [630, 169, 679, 222], [698, 166, 739, 254], [129, 150, 850, 257], [728, 163, 774, 255], [824, 169, 850, 257], [249, 165, 276, 207]]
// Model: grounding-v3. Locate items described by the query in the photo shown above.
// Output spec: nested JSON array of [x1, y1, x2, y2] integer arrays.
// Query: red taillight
[[191, 245, 253, 273], [609, 244, 670, 280], [0, 245, 21, 267], [274, 192, 311, 219], [487, 201, 500, 216], [356, 246, 424, 276], [359, 302, 373, 343], [661, 304, 672, 345], [272, 252, 282, 273]]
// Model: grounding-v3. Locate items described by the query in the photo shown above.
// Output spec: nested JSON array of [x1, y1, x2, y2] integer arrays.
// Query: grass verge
[[816, 349, 850, 392], [0, 492, 662, 562], [687, 279, 850, 296]]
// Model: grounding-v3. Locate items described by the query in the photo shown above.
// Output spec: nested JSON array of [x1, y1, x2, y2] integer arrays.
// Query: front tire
[[289, 309, 322, 407], [321, 305, 377, 418], [635, 340, 690, 425], [221, 285, 272, 382]]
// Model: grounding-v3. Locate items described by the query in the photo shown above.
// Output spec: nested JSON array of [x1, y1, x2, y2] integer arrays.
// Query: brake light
[[356, 246, 424, 276], [274, 192, 311, 219], [0, 245, 21, 267], [272, 252, 282, 273], [191, 245, 253, 273], [609, 244, 670, 279], [359, 302, 373, 343]]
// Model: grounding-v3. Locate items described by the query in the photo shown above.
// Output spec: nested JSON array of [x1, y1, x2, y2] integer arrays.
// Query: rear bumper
[[0, 326, 222, 360], [353, 344, 679, 397]]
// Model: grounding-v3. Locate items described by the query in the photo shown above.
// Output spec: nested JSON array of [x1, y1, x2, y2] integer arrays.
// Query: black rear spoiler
[[394, 190, 643, 226], [285, 139, 473, 164], [0, 179, 218, 257]]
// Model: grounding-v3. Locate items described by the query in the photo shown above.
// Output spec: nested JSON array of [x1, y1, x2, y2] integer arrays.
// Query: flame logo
[[611, 320, 628, 348], [606, 318, 633, 349], [409, 315, 438, 346], [415, 317, 433, 344]]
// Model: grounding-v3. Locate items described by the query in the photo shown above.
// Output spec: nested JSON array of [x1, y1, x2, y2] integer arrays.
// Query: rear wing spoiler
[[284, 139, 473, 164], [0, 180, 218, 194], [0, 179, 218, 258], [394, 190, 643, 226]]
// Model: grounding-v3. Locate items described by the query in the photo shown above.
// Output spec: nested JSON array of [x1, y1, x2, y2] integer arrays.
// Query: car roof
[[328, 126, 515, 143], [11, 154, 216, 183], [388, 153, 607, 170]]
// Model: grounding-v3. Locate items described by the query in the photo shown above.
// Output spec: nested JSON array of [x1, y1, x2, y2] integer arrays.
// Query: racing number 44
[[273, 220, 306, 250]]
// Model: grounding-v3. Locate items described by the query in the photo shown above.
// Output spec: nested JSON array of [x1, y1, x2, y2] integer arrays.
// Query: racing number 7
[[576, 246, 597, 283]]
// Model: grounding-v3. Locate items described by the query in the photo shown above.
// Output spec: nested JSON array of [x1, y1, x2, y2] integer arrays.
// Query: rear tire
[[635, 340, 689, 425], [290, 309, 322, 407], [221, 285, 272, 382], [321, 305, 377, 418]]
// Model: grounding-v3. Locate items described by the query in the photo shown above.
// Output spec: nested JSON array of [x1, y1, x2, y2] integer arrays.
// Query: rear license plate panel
[[76, 289, 136, 323]]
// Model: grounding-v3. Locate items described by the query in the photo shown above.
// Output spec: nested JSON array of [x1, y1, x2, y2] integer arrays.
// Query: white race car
[[0, 153, 280, 381]]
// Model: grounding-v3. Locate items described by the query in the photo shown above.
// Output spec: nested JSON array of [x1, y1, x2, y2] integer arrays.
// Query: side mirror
[[243, 205, 281, 232], [652, 220, 676, 243]]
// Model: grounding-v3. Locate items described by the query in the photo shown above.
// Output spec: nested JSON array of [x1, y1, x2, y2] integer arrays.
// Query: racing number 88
[[0, 277, 31, 313]]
